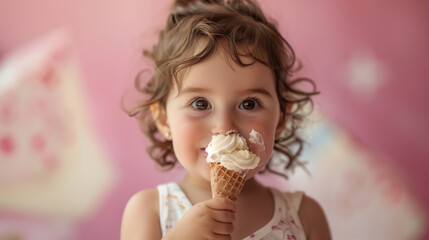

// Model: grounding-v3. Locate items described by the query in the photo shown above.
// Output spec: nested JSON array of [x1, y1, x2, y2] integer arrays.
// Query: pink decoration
[[0, 135, 15, 155], [0, 30, 114, 229]]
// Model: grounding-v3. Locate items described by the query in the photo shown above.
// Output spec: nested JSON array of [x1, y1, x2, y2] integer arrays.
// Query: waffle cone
[[210, 162, 245, 202]]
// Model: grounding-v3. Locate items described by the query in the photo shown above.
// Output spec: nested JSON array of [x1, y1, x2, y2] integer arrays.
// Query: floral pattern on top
[[158, 183, 306, 239]]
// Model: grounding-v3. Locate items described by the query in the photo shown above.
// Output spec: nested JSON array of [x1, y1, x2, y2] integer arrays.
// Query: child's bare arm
[[163, 197, 236, 240], [121, 189, 161, 240], [299, 195, 332, 240]]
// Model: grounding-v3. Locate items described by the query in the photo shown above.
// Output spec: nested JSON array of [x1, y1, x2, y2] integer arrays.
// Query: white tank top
[[157, 182, 307, 240]]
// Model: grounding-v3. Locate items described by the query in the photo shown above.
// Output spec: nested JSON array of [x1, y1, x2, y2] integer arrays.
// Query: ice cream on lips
[[205, 132, 260, 174]]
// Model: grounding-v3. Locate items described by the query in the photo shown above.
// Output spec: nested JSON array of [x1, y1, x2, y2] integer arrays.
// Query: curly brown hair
[[126, 0, 319, 178]]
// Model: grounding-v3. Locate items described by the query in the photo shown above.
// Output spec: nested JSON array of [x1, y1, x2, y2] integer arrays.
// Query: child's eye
[[190, 98, 212, 111], [239, 98, 260, 110]]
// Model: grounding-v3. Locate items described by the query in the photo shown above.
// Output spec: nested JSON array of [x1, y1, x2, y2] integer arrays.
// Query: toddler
[[121, 0, 331, 239]]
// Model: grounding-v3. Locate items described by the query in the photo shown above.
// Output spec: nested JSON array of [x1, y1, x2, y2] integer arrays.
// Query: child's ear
[[150, 103, 172, 140]]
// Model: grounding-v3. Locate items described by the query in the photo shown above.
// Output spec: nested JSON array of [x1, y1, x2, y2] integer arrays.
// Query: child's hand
[[163, 197, 236, 240]]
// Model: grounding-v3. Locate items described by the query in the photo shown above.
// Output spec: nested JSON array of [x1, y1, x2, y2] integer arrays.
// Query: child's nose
[[211, 111, 238, 135]]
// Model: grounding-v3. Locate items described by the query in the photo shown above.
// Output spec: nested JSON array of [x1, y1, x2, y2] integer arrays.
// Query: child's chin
[[200, 167, 211, 182]]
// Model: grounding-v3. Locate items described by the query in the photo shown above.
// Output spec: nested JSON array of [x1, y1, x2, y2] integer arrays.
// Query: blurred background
[[0, 0, 428, 239]]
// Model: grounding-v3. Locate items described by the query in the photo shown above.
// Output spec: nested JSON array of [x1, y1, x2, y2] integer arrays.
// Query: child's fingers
[[211, 208, 236, 223], [213, 233, 232, 240], [212, 221, 234, 235], [206, 197, 237, 212]]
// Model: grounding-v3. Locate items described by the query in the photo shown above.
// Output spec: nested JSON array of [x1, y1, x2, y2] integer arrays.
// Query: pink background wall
[[1, 0, 428, 239]]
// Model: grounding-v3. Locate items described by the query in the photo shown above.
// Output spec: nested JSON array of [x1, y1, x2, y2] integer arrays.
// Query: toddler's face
[[163, 49, 284, 182]]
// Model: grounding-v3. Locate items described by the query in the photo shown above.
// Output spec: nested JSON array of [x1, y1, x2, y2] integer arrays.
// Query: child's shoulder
[[269, 188, 331, 239], [125, 188, 159, 210], [296, 193, 331, 240], [121, 188, 161, 239]]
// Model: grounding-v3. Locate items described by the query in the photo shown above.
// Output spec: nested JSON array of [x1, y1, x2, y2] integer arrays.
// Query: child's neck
[[179, 173, 210, 190], [178, 174, 211, 204]]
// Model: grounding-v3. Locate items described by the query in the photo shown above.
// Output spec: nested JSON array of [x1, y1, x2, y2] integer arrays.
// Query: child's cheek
[[171, 118, 206, 159]]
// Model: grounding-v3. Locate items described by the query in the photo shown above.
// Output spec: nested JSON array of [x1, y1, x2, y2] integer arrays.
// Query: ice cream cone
[[210, 162, 245, 202]]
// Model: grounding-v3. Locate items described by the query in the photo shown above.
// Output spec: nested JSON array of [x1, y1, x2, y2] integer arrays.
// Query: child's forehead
[[171, 38, 273, 92], [175, 49, 274, 93]]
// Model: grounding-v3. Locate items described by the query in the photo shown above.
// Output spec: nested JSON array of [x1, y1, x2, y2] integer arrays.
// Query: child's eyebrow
[[177, 87, 274, 99], [176, 87, 213, 98], [243, 88, 274, 98]]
